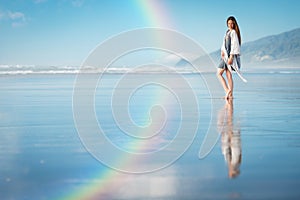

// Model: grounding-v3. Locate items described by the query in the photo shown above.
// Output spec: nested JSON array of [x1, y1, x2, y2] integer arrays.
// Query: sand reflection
[[218, 99, 242, 178]]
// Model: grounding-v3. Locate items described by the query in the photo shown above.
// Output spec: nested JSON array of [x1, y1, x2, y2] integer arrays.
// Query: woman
[[218, 98, 242, 178], [217, 16, 241, 99]]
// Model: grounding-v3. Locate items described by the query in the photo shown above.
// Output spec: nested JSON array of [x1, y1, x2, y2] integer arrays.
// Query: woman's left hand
[[228, 56, 233, 65]]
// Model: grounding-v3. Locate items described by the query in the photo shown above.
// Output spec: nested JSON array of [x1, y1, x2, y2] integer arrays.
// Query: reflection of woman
[[218, 99, 242, 178], [217, 16, 241, 99]]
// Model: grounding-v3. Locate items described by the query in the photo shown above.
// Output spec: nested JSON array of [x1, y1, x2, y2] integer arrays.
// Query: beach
[[0, 72, 300, 200]]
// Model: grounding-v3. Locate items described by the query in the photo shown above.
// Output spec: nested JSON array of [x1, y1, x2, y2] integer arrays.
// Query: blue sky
[[0, 0, 299, 66]]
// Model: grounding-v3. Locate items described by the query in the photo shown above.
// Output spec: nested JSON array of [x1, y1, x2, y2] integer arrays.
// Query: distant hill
[[209, 27, 300, 68]]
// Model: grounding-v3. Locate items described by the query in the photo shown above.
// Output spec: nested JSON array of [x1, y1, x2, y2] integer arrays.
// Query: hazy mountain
[[209, 27, 300, 68], [3, 28, 299, 74]]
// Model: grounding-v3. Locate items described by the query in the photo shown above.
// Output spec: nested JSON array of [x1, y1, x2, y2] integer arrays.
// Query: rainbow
[[136, 0, 175, 28], [59, 1, 177, 199], [57, 170, 118, 200], [60, 84, 179, 200]]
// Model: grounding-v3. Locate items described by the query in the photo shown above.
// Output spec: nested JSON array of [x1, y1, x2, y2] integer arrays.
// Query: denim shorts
[[218, 55, 241, 70], [218, 59, 228, 70]]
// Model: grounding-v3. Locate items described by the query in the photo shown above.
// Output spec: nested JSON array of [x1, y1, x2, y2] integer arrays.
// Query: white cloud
[[8, 11, 25, 21], [0, 11, 27, 27], [11, 21, 26, 28]]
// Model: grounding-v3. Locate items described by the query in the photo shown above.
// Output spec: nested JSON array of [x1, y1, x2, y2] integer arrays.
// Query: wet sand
[[0, 73, 299, 199]]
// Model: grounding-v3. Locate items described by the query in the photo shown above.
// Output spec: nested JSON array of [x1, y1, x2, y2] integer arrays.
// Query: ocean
[[0, 72, 300, 200]]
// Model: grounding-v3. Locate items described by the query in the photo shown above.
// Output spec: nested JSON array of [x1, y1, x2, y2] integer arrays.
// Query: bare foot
[[225, 90, 232, 99], [226, 97, 233, 105]]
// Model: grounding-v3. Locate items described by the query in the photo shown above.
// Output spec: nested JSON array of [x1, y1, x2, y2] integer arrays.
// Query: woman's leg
[[226, 70, 233, 98], [217, 68, 230, 98]]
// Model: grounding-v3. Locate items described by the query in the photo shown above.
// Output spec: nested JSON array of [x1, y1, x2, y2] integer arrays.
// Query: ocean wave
[[1, 65, 299, 75], [0, 65, 205, 75]]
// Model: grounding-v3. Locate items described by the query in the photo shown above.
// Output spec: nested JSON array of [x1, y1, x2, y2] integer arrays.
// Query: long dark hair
[[227, 16, 241, 45]]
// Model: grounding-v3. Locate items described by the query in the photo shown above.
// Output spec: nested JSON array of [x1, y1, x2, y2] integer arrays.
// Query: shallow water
[[0, 73, 299, 200]]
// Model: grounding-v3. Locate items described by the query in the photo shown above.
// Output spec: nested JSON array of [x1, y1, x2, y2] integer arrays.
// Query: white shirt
[[221, 29, 240, 55]]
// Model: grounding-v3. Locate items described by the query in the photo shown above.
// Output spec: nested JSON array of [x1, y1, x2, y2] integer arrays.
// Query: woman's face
[[227, 20, 234, 30]]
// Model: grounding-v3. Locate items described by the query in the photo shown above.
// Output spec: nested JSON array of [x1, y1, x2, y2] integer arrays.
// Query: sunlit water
[[0, 73, 299, 200]]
